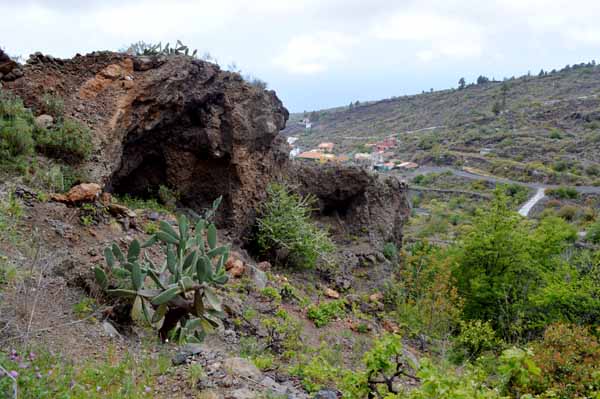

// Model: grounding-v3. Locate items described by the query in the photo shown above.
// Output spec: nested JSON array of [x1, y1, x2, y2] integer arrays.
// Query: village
[[288, 134, 419, 172]]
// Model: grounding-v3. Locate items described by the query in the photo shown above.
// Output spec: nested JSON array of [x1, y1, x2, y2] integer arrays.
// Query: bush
[[382, 242, 398, 262], [307, 299, 346, 327], [451, 320, 499, 362], [557, 204, 579, 221], [0, 91, 35, 163], [587, 221, 600, 243], [525, 323, 600, 397], [35, 118, 93, 163], [454, 190, 577, 341], [547, 186, 579, 199], [257, 183, 334, 268]]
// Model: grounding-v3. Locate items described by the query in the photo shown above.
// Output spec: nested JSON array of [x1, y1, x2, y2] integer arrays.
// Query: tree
[[453, 190, 576, 341], [476, 75, 490, 85], [458, 77, 466, 89]]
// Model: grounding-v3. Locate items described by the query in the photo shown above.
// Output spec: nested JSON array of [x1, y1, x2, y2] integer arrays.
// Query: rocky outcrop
[[0, 48, 21, 81], [4, 51, 409, 243], [5, 51, 289, 235], [289, 163, 410, 246]]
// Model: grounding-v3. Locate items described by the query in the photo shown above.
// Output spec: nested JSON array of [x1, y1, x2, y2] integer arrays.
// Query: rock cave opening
[[109, 138, 237, 227], [111, 153, 168, 199], [319, 190, 364, 220]]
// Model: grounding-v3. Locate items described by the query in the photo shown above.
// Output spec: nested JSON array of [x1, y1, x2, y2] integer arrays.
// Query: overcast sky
[[2, 0, 600, 112]]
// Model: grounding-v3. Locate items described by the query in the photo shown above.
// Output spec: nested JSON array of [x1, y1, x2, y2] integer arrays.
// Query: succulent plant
[[94, 197, 228, 343]]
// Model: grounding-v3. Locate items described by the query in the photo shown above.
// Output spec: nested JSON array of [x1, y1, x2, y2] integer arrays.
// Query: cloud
[[273, 32, 357, 74], [371, 12, 483, 62]]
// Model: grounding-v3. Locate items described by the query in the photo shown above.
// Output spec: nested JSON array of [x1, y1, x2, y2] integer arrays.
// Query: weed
[[307, 300, 347, 328]]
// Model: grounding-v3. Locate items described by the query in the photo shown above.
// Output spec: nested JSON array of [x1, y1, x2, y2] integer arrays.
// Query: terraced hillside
[[284, 64, 600, 185]]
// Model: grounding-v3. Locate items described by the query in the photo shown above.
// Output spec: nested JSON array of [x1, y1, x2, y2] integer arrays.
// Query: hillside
[[284, 64, 600, 185]]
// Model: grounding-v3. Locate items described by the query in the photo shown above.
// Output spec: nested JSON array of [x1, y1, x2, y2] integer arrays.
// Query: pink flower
[[8, 370, 18, 379]]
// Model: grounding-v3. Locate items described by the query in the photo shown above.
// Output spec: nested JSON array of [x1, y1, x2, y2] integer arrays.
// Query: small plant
[[0, 90, 35, 165], [307, 299, 347, 328], [94, 197, 229, 343], [382, 242, 398, 262], [260, 286, 282, 303], [35, 118, 93, 163], [72, 297, 96, 319], [261, 308, 302, 353], [187, 363, 204, 388], [144, 221, 160, 235], [451, 319, 499, 362], [257, 183, 335, 269], [41, 93, 64, 120]]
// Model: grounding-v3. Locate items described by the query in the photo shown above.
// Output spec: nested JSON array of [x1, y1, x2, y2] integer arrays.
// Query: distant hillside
[[283, 64, 600, 185]]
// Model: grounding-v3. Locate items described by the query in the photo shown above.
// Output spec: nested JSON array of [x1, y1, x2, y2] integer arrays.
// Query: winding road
[[401, 166, 600, 217]]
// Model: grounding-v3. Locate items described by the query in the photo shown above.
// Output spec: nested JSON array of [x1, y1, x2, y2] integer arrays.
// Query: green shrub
[[257, 183, 334, 269], [382, 242, 398, 262], [94, 198, 229, 343], [35, 118, 93, 163], [454, 190, 578, 341], [546, 186, 579, 199], [0, 90, 35, 163], [451, 320, 499, 362], [556, 204, 579, 221], [525, 323, 600, 397], [307, 299, 347, 327], [587, 221, 600, 243]]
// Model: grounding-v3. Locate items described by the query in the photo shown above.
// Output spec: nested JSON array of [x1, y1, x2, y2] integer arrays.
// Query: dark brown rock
[[288, 162, 409, 246], [4, 51, 409, 245], [0, 49, 19, 79], [6, 52, 289, 236]]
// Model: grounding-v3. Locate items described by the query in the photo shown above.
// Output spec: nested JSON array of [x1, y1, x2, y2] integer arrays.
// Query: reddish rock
[[228, 260, 245, 278], [256, 261, 272, 271], [51, 183, 101, 204]]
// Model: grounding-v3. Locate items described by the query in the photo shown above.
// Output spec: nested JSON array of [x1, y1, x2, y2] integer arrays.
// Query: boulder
[[34, 114, 54, 129], [222, 357, 261, 380], [289, 163, 410, 246], [324, 288, 340, 299], [0, 49, 18, 76], [51, 183, 102, 204]]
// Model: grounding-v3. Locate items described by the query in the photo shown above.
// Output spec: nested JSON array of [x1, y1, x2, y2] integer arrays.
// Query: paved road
[[399, 166, 600, 217]]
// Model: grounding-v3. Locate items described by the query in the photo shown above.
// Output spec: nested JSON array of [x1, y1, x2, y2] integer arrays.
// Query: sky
[[2, 0, 600, 112]]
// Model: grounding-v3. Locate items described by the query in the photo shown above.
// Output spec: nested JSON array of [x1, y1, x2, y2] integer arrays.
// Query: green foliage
[[257, 183, 335, 269], [454, 190, 578, 340], [382, 242, 398, 262], [0, 346, 170, 398], [451, 320, 499, 362], [307, 299, 347, 327], [0, 90, 35, 166], [587, 221, 600, 243], [390, 242, 463, 340], [35, 118, 93, 163], [94, 197, 229, 343], [260, 309, 302, 354], [546, 186, 579, 199], [525, 323, 600, 397]]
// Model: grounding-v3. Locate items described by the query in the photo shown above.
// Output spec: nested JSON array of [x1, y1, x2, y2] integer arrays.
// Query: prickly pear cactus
[[94, 197, 229, 343]]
